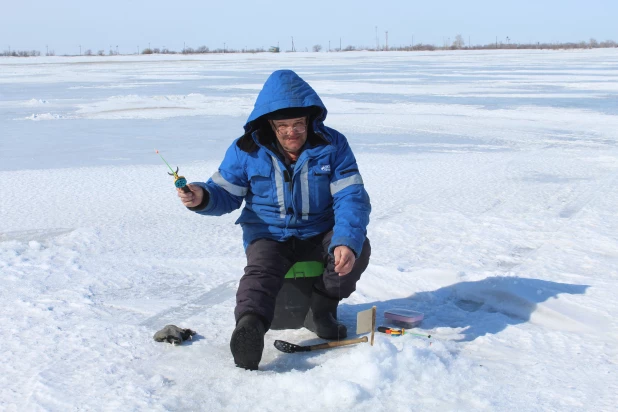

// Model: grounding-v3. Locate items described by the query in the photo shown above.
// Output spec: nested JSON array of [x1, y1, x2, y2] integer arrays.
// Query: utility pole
[[137, 45, 139, 54], [339, 37, 341, 51], [496, 36, 498, 48], [328, 40, 330, 52], [291, 36, 295, 52], [79, 45, 81, 55], [385, 31, 388, 51], [46, 45, 48, 56], [223, 43, 226, 53], [469, 36, 471, 48], [183, 41, 185, 53], [411, 35, 414, 49]]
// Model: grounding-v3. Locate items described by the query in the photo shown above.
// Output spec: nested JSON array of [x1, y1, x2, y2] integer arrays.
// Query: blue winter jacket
[[191, 70, 371, 257]]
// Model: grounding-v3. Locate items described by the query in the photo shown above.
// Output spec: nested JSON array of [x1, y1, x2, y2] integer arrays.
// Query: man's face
[[270, 117, 308, 155]]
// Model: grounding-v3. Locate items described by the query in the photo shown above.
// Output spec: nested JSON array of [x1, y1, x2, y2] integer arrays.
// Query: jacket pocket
[[310, 164, 333, 210], [246, 163, 274, 202]]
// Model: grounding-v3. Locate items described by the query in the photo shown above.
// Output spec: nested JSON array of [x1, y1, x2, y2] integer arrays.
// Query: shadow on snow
[[263, 276, 588, 372], [343, 276, 589, 342]]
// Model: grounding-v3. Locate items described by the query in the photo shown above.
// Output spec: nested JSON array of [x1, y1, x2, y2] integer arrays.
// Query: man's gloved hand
[[153, 325, 196, 345]]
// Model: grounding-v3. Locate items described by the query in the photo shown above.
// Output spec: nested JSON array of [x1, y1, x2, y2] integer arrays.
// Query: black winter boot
[[230, 314, 266, 370], [303, 292, 347, 340]]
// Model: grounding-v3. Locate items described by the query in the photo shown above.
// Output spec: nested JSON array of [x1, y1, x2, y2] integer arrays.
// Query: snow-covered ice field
[[1, 49, 617, 411]]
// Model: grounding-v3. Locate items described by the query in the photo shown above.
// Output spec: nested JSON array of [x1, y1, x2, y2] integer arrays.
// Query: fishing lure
[[156, 150, 190, 193]]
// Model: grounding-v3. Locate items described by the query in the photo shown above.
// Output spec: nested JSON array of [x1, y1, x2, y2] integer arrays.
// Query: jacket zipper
[[283, 169, 294, 216], [340, 168, 359, 175]]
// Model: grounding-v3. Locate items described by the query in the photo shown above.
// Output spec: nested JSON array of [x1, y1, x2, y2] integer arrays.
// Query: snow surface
[[1, 50, 617, 411]]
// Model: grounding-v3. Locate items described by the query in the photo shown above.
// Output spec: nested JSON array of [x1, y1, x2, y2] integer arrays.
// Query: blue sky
[[2, 0, 616, 55]]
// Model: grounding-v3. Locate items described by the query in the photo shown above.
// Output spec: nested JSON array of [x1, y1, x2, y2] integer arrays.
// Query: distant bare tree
[[312, 44, 322, 52], [589, 38, 598, 48], [85, 49, 93, 56], [453, 34, 465, 49], [97, 50, 105, 56]]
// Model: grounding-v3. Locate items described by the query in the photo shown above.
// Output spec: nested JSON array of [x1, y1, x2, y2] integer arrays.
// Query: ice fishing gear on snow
[[274, 336, 368, 354], [155, 149, 190, 193], [377, 326, 431, 339], [276, 305, 374, 355], [153, 325, 196, 345], [356, 306, 377, 346], [378, 326, 404, 336], [383, 309, 424, 328]]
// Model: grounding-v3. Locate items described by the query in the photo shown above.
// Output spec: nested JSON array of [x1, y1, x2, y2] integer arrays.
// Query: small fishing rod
[[155, 149, 190, 193], [377, 326, 432, 339]]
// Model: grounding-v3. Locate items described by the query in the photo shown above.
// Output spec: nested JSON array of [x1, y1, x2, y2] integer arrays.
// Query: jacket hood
[[244, 70, 327, 133]]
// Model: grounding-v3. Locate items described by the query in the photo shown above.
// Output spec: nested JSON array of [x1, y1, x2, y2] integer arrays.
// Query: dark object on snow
[[230, 314, 266, 370], [303, 291, 347, 339], [274, 336, 368, 354], [153, 325, 196, 345], [270, 263, 321, 330]]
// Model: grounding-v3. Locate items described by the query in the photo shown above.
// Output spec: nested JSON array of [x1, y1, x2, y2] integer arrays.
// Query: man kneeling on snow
[[177, 70, 371, 370]]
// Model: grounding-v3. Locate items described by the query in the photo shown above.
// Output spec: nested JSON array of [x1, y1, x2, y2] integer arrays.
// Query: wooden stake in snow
[[356, 306, 377, 346]]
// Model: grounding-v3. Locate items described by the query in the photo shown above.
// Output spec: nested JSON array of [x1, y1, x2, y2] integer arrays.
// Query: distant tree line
[[1, 38, 616, 57], [141, 46, 267, 55], [346, 37, 618, 52], [0, 49, 42, 57]]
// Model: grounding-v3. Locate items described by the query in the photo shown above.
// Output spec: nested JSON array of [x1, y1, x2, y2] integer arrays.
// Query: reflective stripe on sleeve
[[271, 156, 286, 218], [211, 171, 248, 197], [300, 162, 310, 220], [330, 174, 364, 196]]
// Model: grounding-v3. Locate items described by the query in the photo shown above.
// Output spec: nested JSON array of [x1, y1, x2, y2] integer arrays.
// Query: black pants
[[234, 230, 371, 328]]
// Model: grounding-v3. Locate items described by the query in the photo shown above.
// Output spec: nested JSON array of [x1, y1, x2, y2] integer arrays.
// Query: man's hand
[[177, 184, 204, 208], [333, 245, 356, 276]]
